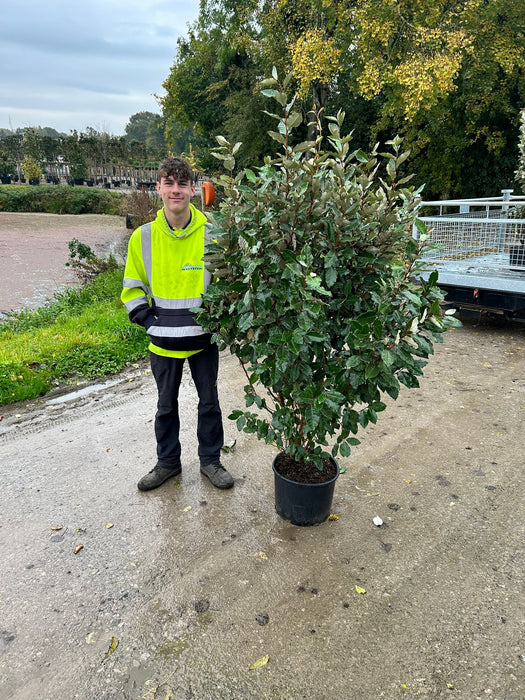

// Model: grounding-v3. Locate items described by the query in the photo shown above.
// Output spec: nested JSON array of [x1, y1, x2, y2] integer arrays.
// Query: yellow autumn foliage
[[354, 0, 479, 119], [290, 29, 342, 98]]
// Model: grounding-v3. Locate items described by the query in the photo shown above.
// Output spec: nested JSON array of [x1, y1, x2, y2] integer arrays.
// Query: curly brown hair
[[157, 157, 194, 183]]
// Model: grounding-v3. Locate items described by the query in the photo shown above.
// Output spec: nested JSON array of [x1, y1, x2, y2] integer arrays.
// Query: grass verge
[[0, 268, 149, 405]]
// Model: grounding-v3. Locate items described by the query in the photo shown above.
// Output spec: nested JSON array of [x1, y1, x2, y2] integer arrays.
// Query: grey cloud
[[0, 0, 197, 133]]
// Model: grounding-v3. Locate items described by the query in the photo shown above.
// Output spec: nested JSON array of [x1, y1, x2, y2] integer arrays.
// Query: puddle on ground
[[45, 377, 122, 405]]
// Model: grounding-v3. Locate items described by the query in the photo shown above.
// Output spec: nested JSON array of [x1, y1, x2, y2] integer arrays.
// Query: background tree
[[124, 112, 167, 161], [2, 133, 24, 181], [22, 129, 45, 163], [160, 3, 274, 170], [21, 155, 42, 182], [62, 131, 88, 181], [161, 0, 525, 197], [125, 111, 159, 143], [0, 150, 15, 179], [351, 0, 525, 197]]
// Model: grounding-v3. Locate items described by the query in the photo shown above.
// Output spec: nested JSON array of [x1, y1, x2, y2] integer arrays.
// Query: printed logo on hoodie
[[181, 263, 204, 271]]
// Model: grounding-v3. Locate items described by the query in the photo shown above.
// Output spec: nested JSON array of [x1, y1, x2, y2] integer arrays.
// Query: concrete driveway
[[0, 317, 524, 699]]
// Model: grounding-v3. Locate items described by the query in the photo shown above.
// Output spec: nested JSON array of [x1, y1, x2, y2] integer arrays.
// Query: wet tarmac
[[1, 319, 524, 699], [0, 212, 128, 316]]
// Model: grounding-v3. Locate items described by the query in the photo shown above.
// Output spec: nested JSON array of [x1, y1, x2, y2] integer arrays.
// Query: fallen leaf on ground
[[355, 586, 366, 594], [328, 514, 339, 521], [183, 506, 192, 512], [249, 654, 269, 670], [74, 544, 83, 554], [143, 679, 157, 699], [103, 636, 119, 661], [221, 439, 237, 453], [256, 551, 268, 559], [105, 522, 113, 529], [50, 525, 63, 531]]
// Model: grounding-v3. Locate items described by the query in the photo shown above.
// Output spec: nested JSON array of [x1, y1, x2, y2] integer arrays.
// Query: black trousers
[[150, 345, 224, 469]]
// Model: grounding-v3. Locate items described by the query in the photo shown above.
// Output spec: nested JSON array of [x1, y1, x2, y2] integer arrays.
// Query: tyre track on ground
[[0, 370, 155, 444]]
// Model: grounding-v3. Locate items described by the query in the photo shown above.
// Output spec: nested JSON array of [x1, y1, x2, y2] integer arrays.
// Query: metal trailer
[[414, 190, 525, 320]]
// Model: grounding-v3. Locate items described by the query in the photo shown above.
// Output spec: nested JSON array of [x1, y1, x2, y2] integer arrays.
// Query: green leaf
[[325, 266, 338, 287], [305, 275, 331, 296], [359, 410, 369, 428], [381, 349, 395, 366], [339, 442, 351, 458], [236, 414, 246, 431], [365, 364, 379, 379], [414, 219, 427, 236], [293, 141, 315, 153], [260, 77, 278, 88], [268, 131, 286, 144], [287, 112, 302, 129]]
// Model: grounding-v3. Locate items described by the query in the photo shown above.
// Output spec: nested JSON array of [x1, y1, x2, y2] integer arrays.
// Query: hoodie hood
[[157, 204, 207, 239]]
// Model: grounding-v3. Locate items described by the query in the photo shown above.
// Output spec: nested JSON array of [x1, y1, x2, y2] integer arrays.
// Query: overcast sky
[[1, 0, 200, 136]]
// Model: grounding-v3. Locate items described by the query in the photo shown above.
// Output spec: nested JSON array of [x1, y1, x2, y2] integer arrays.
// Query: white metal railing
[[415, 191, 525, 273]]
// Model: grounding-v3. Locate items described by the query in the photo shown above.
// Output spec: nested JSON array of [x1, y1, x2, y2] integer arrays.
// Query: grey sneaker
[[137, 465, 181, 491], [200, 462, 234, 489]]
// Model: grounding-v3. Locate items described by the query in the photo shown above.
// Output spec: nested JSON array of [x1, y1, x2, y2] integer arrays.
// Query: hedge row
[[0, 185, 126, 215]]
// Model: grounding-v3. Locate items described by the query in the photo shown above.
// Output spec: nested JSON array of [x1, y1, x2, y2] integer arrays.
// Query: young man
[[121, 157, 234, 491]]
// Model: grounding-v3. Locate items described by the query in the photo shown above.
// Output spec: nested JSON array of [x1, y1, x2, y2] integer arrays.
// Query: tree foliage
[[0, 122, 169, 182], [21, 155, 42, 182], [161, 0, 525, 197], [195, 75, 459, 467]]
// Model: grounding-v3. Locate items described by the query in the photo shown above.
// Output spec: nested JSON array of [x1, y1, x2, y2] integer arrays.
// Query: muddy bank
[[0, 212, 129, 316]]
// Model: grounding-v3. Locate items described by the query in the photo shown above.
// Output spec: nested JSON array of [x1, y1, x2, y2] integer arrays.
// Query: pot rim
[[272, 452, 339, 487]]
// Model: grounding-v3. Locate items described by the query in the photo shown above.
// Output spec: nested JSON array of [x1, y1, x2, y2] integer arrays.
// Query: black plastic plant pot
[[273, 454, 339, 526]]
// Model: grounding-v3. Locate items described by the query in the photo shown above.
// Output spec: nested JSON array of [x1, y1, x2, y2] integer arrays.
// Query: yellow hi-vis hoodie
[[121, 205, 212, 356]]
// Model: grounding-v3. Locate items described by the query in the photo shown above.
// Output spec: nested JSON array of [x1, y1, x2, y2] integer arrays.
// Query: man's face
[[156, 174, 195, 225]]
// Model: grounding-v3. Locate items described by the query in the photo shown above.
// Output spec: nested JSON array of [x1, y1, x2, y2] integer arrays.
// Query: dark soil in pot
[[273, 452, 338, 484]]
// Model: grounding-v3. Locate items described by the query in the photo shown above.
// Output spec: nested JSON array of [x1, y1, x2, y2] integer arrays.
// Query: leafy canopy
[[195, 72, 460, 468]]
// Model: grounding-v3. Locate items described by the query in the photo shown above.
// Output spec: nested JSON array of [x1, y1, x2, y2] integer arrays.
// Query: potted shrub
[[21, 156, 42, 185], [195, 73, 459, 525]]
